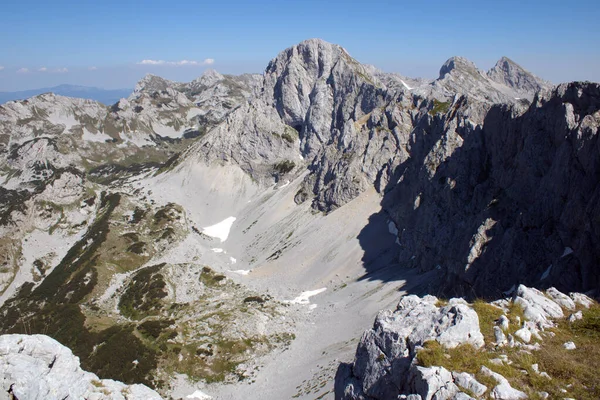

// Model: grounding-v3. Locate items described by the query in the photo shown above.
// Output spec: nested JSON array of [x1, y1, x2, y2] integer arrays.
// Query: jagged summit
[[265, 38, 347, 75], [487, 55, 551, 93], [132, 74, 175, 97], [191, 68, 225, 87], [438, 56, 481, 79]]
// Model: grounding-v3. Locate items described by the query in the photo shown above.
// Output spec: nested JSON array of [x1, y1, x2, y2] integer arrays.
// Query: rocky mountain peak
[[265, 38, 345, 77], [487, 56, 551, 93], [192, 69, 225, 87], [262, 38, 378, 129], [438, 56, 481, 79], [131, 74, 175, 97]]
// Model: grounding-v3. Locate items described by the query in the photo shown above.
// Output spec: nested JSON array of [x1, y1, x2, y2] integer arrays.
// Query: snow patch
[[211, 248, 224, 253], [229, 257, 237, 264], [118, 130, 156, 147], [47, 111, 78, 131], [202, 216, 236, 242], [232, 269, 251, 276], [81, 128, 113, 143], [186, 108, 203, 120], [187, 390, 212, 400], [400, 80, 413, 90], [285, 288, 327, 305]]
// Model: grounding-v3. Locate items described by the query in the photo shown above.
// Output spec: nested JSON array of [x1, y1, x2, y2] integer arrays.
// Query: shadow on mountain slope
[[357, 82, 600, 300]]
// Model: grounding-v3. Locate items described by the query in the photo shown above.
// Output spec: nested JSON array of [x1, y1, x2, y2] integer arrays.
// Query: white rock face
[[337, 295, 484, 399], [493, 326, 507, 345], [497, 315, 509, 331], [545, 287, 576, 310], [570, 292, 594, 308], [452, 372, 487, 397], [0, 334, 162, 400], [567, 311, 583, 322], [563, 341, 577, 350], [514, 285, 564, 327], [480, 366, 527, 400], [513, 328, 531, 343], [408, 365, 459, 400]]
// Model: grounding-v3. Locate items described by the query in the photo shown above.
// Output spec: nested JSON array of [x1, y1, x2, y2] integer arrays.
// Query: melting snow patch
[[400, 79, 413, 90], [233, 269, 251, 276], [187, 390, 212, 400], [211, 248, 224, 253], [285, 288, 327, 305], [229, 257, 237, 264], [202, 216, 236, 242], [81, 129, 113, 143]]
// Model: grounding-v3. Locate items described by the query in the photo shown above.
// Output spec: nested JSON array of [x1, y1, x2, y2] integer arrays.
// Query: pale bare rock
[[480, 366, 527, 400], [545, 287, 576, 310], [0, 334, 162, 400], [337, 295, 483, 399], [451, 372, 487, 397], [570, 292, 595, 308], [514, 285, 564, 327], [493, 326, 507, 346], [407, 365, 459, 400], [567, 311, 583, 322], [563, 341, 576, 350], [514, 328, 531, 344], [497, 315, 510, 331]]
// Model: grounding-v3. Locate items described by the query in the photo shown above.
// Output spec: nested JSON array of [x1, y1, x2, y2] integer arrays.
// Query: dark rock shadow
[[357, 83, 600, 300]]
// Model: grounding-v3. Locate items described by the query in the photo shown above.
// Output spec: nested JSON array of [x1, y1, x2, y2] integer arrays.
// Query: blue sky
[[1, 0, 598, 91]]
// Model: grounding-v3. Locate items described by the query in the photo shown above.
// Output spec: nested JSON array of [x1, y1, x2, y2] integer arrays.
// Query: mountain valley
[[0, 39, 599, 400]]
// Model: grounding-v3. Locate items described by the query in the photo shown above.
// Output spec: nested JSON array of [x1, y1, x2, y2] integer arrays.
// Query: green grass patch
[[429, 100, 452, 115]]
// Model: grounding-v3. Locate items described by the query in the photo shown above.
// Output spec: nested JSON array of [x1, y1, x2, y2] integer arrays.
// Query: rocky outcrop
[[336, 286, 596, 400], [0, 334, 162, 400], [336, 295, 483, 399]]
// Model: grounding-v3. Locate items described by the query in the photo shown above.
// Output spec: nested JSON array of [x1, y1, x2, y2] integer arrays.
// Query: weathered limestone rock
[[337, 295, 483, 399], [480, 366, 527, 400], [0, 334, 162, 400], [514, 285, 564, 327], [514, 328, 531, 343], [493, 326, 507, 346], [452, 372, 487, 397], [407, 365, 459, 400], [563, 341, 577, 350]]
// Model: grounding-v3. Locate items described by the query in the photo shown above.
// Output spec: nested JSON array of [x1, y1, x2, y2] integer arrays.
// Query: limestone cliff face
[[384, 82, 600, 296]]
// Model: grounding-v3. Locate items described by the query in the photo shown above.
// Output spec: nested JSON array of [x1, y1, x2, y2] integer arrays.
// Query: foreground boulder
[[336, 295, 483, 399], [336, 286, 597, 399], [0, 334, 162, 400]]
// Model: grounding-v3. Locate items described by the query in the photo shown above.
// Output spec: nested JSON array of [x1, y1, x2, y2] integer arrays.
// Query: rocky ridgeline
[[336, 285, 596, 400], [0, 334, 162, 400], [175, 38, 600, 296]]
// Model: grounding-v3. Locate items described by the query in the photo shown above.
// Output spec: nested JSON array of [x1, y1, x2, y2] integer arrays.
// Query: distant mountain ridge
[[0, 84, 132, 105]]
